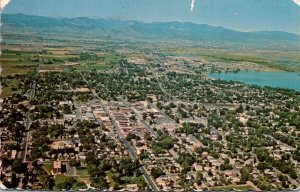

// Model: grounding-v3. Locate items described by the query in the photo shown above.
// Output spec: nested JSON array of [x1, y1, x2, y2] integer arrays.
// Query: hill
[[2, 14, 299, 48]]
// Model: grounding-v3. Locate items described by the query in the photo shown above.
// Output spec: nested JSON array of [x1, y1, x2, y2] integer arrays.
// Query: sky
[[3, 0, 300, 34]]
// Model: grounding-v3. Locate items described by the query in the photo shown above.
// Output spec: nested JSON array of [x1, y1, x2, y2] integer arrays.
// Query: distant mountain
[[2, 14, 299, 46]]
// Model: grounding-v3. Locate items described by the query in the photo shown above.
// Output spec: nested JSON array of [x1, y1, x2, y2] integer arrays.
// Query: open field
[[75, 63, 110, 71], [164, 47, 300, 72], [43, 164, 53, 175], [0, 78, 21, 97], [0, 44, 124, 96], [209, 185, 254, 191], [2, 40, 299, 98], [77, 169, 90, 184]]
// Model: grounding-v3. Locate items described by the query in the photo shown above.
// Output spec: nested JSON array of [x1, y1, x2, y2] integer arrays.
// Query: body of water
[[210, 71, 300, 92]]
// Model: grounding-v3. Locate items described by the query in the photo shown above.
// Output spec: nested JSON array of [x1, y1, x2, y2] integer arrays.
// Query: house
[[136, 145, 148, 155], [156, 177, 167, 190], [59, 101, 72, 106], [126, 184, 139, 191], [64, 114, 77, 122], [194, 164, 203, 172], [75, 87, 90, 93], [27, 162, 34, 172], [52, 160, 62, 175], [11, 150, 17, 160]]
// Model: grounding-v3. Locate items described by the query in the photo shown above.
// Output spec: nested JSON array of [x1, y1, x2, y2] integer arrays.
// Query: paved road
[[74, 100, 84, 122], [248, 151, 299, 188], [22, 64, 40, 163], [97, 95, 158, 192], [130, 106, 158, 138], [80, 73, 159, 192], [273, 167, 300, 187], [146, 63, 173, 101], [265, 135, 295, 151], [121, 137, 158, 192], [147, 63, 297, 153]]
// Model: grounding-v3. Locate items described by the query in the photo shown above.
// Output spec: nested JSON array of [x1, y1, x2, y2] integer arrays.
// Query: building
[[52, 160, 62, 175], [126, 184, 139, 191]]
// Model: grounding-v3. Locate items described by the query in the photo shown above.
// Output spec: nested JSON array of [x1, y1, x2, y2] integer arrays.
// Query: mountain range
[[2, 14, 299, 47]]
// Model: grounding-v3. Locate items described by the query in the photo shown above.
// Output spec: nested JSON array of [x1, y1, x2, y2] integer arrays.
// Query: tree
[[144, 132, 152, 141], [91, 176, 108, 190], [38, 174, 54, 190], [240, 166, 250, 184], [256, 147, 269, 162], [151, 167, 164, 179], [130, 115, 136, 121], [12, 159, 25, 173], [142, 112, 147, 120], [69, 158, 78, 167], [55, 176, 74, 190], [55, 176, 86, 190], [257, 180, 271, 191], [289, 170, 298, 179], [196, 171, 204, 185]]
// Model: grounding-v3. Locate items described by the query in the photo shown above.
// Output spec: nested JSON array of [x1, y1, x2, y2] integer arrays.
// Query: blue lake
[[210, 71, 300, 92]]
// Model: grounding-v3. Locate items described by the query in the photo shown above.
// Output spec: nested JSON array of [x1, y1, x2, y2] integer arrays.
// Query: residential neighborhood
[[1, 2, 300, 190]]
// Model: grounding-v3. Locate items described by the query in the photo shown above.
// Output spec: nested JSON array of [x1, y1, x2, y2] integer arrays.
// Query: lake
[[210, 71, 300, 92]]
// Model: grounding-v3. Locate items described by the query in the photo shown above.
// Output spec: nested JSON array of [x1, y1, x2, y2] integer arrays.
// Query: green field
[[77, 168, 90, 184], [209, 184, 254, 191], [165, 47, 300, 72], [75, 63, 110, 71], [43, 164, 53, 175], [0, 48, 121, 96]]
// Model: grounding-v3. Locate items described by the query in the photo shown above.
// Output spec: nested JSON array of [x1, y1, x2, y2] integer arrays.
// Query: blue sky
[[3, 0, 300, 33]]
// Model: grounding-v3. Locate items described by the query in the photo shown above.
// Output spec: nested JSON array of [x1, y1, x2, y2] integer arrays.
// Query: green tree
[[196, 171, 204, 185], [240, 166, 250, 184], [151, 167, 164, 179], [12, 159, 25, 173]]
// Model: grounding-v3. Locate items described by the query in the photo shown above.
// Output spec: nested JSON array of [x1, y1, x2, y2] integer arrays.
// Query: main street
[[22, 64, 40, 163], [129, 105, 158, 138], [80, 72, 159, 192]]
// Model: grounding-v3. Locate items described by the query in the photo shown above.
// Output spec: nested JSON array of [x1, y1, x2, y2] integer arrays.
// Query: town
[[0, 38, 300, 191]]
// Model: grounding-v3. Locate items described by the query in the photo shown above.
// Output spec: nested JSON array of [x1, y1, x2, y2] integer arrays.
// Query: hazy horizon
[[3, 0, 300, 34]]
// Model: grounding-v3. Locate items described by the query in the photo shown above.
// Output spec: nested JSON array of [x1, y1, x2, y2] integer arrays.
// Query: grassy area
[[43, 164, 53, 175], [103, 54, 124, 65], [1, 64, 35, 77], [39, 64, 64, 71], [165, 47, 300, 72], [0, 56, 35, 77], [1, 50, 51, 77], [203, 52, 300, 72], [75, 63, 110, 71], [121, 176, 147, 188], [0, 47, 119, 97], [1, 86, 17, 97], [107, 172, 146, 188], [1, 47, 122, 79], [0, 78, 22, 97], [195, 49, 300, 72], [54, 174, 87, 190], [77, 168, 90, 184], [209, 184, 254, 191]]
